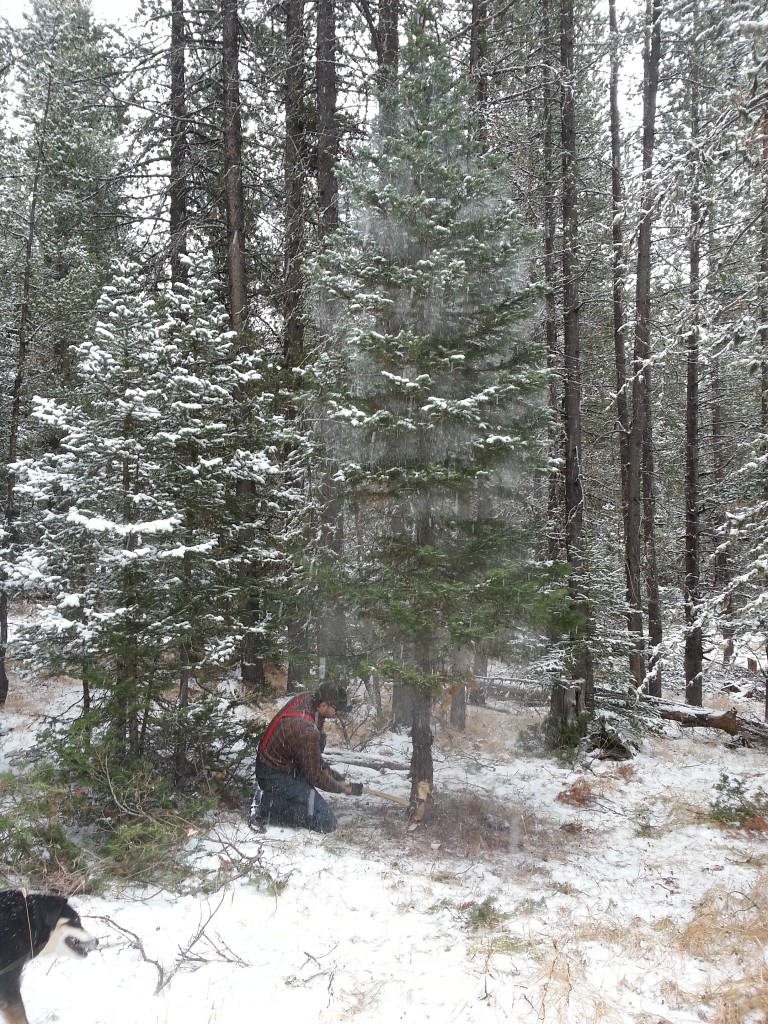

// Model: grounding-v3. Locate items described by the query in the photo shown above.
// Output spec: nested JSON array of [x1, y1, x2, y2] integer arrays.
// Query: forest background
[[1, 0, 768, 819]]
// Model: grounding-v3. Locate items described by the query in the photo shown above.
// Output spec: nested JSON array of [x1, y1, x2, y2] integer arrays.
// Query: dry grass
[[678, 872, 768, 961], [703, 966, 768, 1023], [459, 705, 544, 756], [351, 788, 590, 873], [574, 874, 768, 1023]]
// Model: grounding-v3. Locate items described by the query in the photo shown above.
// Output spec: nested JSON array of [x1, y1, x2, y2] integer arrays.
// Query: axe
[[361, 785, 411, 808]]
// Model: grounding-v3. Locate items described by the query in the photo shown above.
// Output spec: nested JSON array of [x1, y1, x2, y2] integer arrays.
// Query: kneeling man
[[253, 681, 362, 833]]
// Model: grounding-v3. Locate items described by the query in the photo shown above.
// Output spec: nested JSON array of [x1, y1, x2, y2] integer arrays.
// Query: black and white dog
[[0, 889, 98, 1024]]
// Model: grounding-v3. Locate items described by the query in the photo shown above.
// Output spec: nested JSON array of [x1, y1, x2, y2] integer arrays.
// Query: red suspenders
[[258, 694, 315, 758]]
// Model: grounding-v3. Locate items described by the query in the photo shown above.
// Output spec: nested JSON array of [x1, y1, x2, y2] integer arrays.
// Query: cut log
[[594, 688, 768, 751], [645, 696, 768, 750], [656, 704, 740, 735]]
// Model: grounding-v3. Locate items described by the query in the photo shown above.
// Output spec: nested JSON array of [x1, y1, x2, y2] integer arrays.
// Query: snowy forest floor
[[1, 665, 767, 1024]]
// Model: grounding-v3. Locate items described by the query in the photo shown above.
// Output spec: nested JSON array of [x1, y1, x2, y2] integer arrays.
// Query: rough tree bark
[[1, 74, 52, 706], [170, 0, 189, 289], [315, 0, 347, 684], [223, 0, 263, 688], [222, 0, 247, 336], [710, 200, 733, 663], [317, 0, 338, 238], [283, 0, 308, 692], [542, 0, 564, 562], [554, 0, 594, 717], [609, 0, 644, 691], [469, 0, 488, 150], [447, 0, 491, 730], [354, 0, 399, 130], [283, 0, 307, 369], [684, 3, 703, 705], [629, 0, 663, 696]]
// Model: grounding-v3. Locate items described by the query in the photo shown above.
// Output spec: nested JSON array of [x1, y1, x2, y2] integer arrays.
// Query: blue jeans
[[255, 760, 338, 833]]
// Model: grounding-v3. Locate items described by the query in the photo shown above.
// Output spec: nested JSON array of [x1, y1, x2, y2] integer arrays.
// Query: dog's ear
[[35, 895, 69, 930]]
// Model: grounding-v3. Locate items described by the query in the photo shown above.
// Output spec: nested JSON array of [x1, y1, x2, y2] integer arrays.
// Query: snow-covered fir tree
[[13, 261, 298, 771], [307, 7, 550, 773]]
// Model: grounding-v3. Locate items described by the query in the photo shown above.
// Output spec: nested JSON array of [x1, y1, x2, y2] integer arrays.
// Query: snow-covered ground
[[1, 669, 767, 1024]]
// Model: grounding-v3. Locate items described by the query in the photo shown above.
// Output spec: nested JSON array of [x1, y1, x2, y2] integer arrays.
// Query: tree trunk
[[710, 196, 733, 662], [377, 0, 399, 97], [315, 0, 346, 681], [609, 0, 644, 690], [175, 645, 190, 785], [0, 73, 52, 706], [355, 0, 399, 130], [223, 0, 262, 688], [559, 0, 593, 704], [542, 0, 564, 562], [170, 0, 189, 288], [631, 0, 663, 696], [684, 4, 703, 705], [410, 686, 434, 796], [316, 0, 338, 237], [222, 0, 247, 335], [283, 0, 307, 368], [469, 0, 488, 151]]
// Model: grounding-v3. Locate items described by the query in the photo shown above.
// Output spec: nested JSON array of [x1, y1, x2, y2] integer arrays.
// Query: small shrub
[[710, 772, 768, 829], [463, 895, 508, 930], [541, 712, 592, 764]]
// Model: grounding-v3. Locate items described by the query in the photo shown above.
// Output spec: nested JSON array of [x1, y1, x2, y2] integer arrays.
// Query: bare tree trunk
[[377, 0, 399, 97], [317, 0, 338, 238], [711, 347, 732, 660], [684, 2, 703, 705], [223, 0, 262, 688], [355, 0, 399, 130], [281, 0, 309, 689], [315, 0, 347, 682], [410, 686, 434, 796], [631, 0, 663, 696], [0, 74, 52, 705], [175, 645, 191, 785], [558, 0, 593, 708], [541, 0, 563, 562], [609, 0, 643, 690], [469, 0, 488, 151], [222, 0, 247, 336], [283, 0, 307, 368], [761, 196, 768, 491], [170, 0, 189, 289]]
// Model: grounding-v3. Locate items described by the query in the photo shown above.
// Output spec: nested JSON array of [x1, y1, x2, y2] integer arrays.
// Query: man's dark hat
[[315, 681, 350, 714]]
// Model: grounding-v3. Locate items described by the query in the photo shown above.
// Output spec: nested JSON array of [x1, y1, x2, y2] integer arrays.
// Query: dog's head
[[33, 895, 99, 959]]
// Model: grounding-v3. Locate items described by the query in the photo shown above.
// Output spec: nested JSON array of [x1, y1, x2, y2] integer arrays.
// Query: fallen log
[[659, 704, 768, 753], [655, 703, 741, 735], [642, 696, 768, 750]]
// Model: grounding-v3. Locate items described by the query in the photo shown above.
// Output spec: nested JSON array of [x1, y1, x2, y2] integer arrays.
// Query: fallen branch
[[325, 749, 409, 772], [640, 695, 768, 750], [651, 696, 768, 745]]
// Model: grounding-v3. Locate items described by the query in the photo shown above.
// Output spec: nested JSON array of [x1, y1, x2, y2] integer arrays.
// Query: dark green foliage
[[13, 261, 294, 770], [710, 772, 768, 828], [0, 691, 263, 891], [308, 10, 552, 692]]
